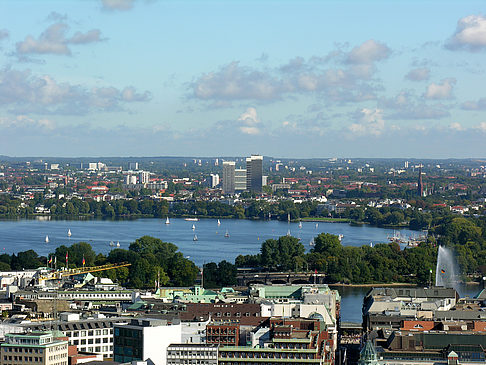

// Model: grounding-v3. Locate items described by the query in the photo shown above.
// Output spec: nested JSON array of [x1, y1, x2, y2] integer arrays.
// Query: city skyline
[[1, 0, 486, 157]]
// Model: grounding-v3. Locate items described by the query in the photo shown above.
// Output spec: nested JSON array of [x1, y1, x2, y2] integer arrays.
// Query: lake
[[0, 217, 416, 265], [0, 217, 422, 322]]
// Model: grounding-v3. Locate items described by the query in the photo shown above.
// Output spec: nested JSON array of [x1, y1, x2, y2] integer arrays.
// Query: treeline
[[0, 194, 451, 231], [202, 215, 486, 287], [0, 236, 199, 289]]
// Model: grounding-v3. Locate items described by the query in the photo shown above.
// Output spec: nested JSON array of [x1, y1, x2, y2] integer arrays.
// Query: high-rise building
[[222, 161, 236, 193], [114, 318, 181, 365], [139, 171, 150, 184], [246, 155, 263, 193], [129, 162, 139, 170], [209, 174, 220, 188], [235, 169, 247, 191], [418, 165, 423, 197]]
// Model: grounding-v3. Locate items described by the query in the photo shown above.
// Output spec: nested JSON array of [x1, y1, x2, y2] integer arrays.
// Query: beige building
[[1, 331, 68, 365]]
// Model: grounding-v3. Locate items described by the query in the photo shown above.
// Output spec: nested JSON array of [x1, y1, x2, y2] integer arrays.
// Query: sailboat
[[315, 223, 319, 229], [165, 217, 170, 224], [116, 241, 120, 247], [298, 221, 303, 229], [287, 229, 291, 237], [67, 229, 71, 237], [217, 219, 221, 226], [192, 224, 196, 231], [109, 241, 114, 247], [224, 230, 230, 238], [309, 238, 315, 247], [193, 234, 198, 241], [45, 235, 49, 243], [338, 234, 344, 241], [287, 213, 291, 222]]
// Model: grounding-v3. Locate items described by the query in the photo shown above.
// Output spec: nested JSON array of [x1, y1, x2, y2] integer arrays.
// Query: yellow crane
[[36, 262, 131, 283]]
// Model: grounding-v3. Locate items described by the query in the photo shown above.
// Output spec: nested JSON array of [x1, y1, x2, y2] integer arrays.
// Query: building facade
[[222, 162, 235, 194], [246, 155, 263, 193]]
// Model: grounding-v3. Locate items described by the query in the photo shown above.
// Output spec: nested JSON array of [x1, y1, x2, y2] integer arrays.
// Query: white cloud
[[449, 122, 463, 131], [0, 68, 151, 114], [476, 122, 486, 132], [461, 97, 486, 110], [238, 107, 261, 135], [0, 115, 55, 130], [405, 67, 430, 81], [101, 0, 136, 11], [379, 91, 451, 120], [346, 39, 391, 64], [446, 14, 486, 51], [348, 108, 385, 136], [424, 78, 456, 100], [16, 23, 103, 56]]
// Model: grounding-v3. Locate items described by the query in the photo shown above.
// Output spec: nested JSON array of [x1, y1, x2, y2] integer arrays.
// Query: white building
[[114, 318, 182, 365]]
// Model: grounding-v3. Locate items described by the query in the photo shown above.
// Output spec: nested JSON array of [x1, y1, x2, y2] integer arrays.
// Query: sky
[[0, 0, 486, 158]]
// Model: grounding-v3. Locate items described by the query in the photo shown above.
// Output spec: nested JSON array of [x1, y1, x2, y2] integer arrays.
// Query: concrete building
[[129, 162, 139, 170], [114, 318, 181, 365], [234, 169, 247, 191], [20, 313, 129, 358], [209, 174, 220, 188], [222, 162, 235, 194], [167, 344, 218, 365], [139, 171, 150, 184], [0, 331, 68, 365], [246, 155, 263, 193]]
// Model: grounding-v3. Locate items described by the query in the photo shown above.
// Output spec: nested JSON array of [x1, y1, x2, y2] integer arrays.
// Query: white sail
[[116, 241, 120, 247], [298, 221, 302, 229], [192, 224, 196, 230], [225, 230, 230, 238], [67, 229, 71, 237], [45, 235, 49, 243], [193, 234, 198, 241], [315, 223, 318, 229], [217, 219, 221, 226], [165, 217, 170, 224]]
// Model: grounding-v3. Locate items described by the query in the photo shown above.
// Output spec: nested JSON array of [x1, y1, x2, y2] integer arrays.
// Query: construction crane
[[36, 262, 131, 283]]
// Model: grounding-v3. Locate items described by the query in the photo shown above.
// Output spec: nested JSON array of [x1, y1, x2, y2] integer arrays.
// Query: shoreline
[[329, 282, 417, 288]]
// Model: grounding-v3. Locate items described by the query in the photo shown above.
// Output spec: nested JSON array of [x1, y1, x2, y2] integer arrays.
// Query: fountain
[[435, 245, 460, 290]]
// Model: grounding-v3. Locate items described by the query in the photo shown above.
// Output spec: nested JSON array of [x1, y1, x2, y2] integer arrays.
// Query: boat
[[370, 242, 373, 248], [298, 221, 302, 229], [67, 229, 71, 237], [109, 241, 114, 247], [192, 224, 196, 231], [45, 235, 49, 243], [165, 217, 170, 224], [193, 234, 198, 241], [217, 219, 221, 226], [185, 218, 199, 221], [338, 234, 344, 241], [287, 213, 291, 222], [315, 223, 318, 229], [116, 241, 120, 247], [287, 229, 291, 237], [224, 230, 230, 238], [309, 238, 315, 246]]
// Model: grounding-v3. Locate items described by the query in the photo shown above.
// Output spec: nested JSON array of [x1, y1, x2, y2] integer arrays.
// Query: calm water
[[0, 218, 415, 265], [0, 217, 421, 322]]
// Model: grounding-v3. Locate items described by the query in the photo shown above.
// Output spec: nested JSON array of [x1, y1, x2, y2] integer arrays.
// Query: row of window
[[67, 329, 112, 337], [3, 355, 42, 362], [69, 337, 109, 345], [78, 345, 112, 353], [48, 353, 67, 361], [2, 348, 43, 354]]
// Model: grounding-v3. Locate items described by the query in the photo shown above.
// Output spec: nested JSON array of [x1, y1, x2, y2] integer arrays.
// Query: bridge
[[236, 271, 326, 286]]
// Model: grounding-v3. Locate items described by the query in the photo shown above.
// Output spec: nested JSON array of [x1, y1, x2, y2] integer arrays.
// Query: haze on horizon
[[0, 0, 485, 158]]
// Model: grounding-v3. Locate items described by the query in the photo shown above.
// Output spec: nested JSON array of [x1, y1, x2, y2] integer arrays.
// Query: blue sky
[[1, 0, 486, 158]]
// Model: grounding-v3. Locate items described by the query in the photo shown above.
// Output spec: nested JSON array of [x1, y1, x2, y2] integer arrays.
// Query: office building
[[129, 162, 139, 170], [234, 169, 247, 191], [209, 174, 220, 188], [246, 155, 263, 193], [167, 344, 218, 365], [0, 331, 68, 365], [114, 318, 181, 365], [139, 171, 150, 184], [222, 162, 235, 194]]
